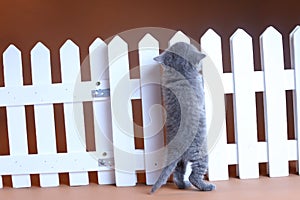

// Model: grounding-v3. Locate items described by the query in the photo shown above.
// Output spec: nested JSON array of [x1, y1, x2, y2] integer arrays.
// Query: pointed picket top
[[200, 29, 223, 74], [201, 28, 222, 57], [230, 28, 254, 73], [3, 44, 21, 64], [108, 35, 128, 64], [108, 35, 129, 90], [89, 37, 107, 53], [290, 25, 300, 46], [60, 39, 80, 54], [290, 25, 300, 66], [31, 42, 52, 84], [290, 26, 300, 70], [230, 28, 252, 42], [60, 39, 81, 83], [261, 26, 281, 36], [169, 31, 190, 46], [260, 26, 284, 69], [138, 33, 160, 69], [89, 37, 108, 80], [3, 44, 23, 86], [290, 25, 300, 37], [31, 42, 50, 55], [138, 33, 159, 49], [260, 26, 283, 48], [3, 44, 21, 55], [201, 29, 221, 43]]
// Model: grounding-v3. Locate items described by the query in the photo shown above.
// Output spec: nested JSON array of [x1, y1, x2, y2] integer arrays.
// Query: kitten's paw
[[189, 175, 216, 191], [174, 180, 192, 189], [201, 183, 216, 191]]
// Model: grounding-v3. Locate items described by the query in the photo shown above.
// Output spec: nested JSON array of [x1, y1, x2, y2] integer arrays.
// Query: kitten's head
[[154, 42, 206, 73]]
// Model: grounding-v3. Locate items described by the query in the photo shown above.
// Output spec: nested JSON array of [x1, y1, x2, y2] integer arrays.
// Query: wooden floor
[[1, 175, 300, 200]]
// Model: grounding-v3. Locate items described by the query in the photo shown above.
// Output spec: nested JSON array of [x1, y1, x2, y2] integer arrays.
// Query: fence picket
[[3, 45, 31, 188], [138, 34, 164, 185], [31, 42, 59, 187], [290, 26, 300, 174], [201, 29, 229, 180], [169, 31, 190, 46], [108, 36, 137, 186], [60, 40, 89, 186], [89, 38, 115, 184], [260, 27, 289, 177], [230, 29, 259, 179]]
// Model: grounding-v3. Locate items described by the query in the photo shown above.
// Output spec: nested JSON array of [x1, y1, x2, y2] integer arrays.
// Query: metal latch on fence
[[91, 88, 110, 98], [98, 158, 114, 168]]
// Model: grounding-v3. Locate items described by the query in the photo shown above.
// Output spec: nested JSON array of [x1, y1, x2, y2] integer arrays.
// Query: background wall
[[0, 0, 299, 186]]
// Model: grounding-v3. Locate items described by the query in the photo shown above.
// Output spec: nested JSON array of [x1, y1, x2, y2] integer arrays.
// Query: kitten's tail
[[150, 160, 178, 194]]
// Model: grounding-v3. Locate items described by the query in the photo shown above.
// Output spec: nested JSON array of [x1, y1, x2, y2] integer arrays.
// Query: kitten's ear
[[196, 52, 206, 63], [153, 54, 164, 64], [195, 52, 206, 73], [190, 51, 206, 65]]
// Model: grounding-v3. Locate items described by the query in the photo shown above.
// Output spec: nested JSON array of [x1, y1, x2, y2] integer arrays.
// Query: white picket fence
[[0, 26, 299, 189]]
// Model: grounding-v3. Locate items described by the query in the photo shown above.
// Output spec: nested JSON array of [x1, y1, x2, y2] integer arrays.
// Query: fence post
[[60, 40, 89, 186], [201, 29, 229, 181], [31, 42, 60, 187], [290, 26, 300, 174], [108, 36, 137, 186], [89, 38, 115, 184], [230, 29, 259, 179], [139, 34, 164, 185], [260, 26, 289, 177], [3, 45, 31, 188]]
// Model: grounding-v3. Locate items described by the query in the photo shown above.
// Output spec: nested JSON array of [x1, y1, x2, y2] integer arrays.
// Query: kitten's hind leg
[[173, 159, 191, 189], [189, 155, 216, 191]]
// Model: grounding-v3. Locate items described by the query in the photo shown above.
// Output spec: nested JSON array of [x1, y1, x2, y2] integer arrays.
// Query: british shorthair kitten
[[151, 42, 216, 194]]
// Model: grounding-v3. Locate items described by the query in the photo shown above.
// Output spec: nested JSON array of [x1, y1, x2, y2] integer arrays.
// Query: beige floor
[[1, 175, 300, 200]]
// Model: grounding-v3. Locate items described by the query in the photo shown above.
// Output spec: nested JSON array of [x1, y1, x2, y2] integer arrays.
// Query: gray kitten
[[150, 42, 216, 194]]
